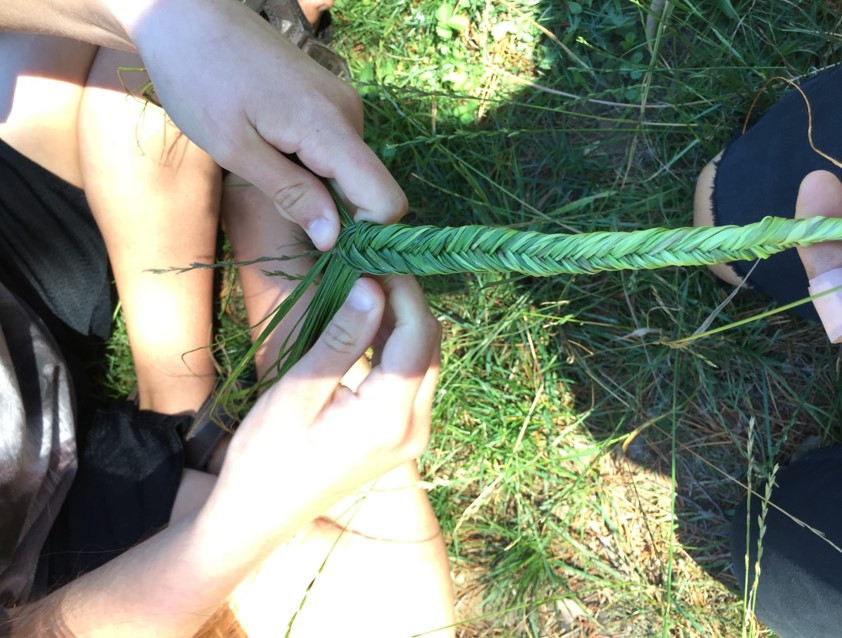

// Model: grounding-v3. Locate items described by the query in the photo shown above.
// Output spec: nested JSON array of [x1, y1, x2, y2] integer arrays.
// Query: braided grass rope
[[335, 215, 842, 277], [219, 212, 842, 404]]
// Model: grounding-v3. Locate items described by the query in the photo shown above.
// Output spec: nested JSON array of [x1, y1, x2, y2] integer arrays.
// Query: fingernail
[[307, 218, 335, 249], [347, 280, 376, 312]]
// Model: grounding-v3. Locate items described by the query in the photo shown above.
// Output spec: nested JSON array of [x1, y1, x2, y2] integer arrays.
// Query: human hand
[[111, 0, 407, 250], [795, 170, 842, 343], [796, 171, 842, 279], [199, 274, 440, 548]]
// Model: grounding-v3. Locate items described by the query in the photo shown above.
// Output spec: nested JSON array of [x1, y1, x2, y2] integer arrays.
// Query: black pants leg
[[731, 445, 842, 638]]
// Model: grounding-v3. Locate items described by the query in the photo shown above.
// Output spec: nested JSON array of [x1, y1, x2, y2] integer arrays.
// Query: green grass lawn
[[106, 1, 842, 635], [334, 1, 842, 635]]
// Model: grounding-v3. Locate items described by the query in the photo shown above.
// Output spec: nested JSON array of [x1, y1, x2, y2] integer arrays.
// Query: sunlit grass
[[336, 1, 842, 635], [100, 1, 842, 635]]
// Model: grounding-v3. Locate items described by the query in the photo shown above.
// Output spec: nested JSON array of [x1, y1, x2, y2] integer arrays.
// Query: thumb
[[795, 170, 842, 280], [223, 136, 341, 251], [278, 278, 384, 422]]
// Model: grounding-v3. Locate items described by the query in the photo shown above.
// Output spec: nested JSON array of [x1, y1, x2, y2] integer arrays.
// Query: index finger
[[294, 132, 408, 226]]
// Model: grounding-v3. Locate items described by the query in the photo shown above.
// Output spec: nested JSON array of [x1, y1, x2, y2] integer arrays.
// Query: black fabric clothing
[[714, 66, 842, 638], [35, 404, 188, 593], [0, 138, 185, 604], [711, 65, 842, 322], [0, 139, 111, 411], [0, 139, 111, 341], [0, 282, 76, 606], [730, 446, 842, 638]]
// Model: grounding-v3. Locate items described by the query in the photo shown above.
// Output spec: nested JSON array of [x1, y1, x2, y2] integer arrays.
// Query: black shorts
[[710, 65, 842, 322], [0, 138, 111, 403], [0, 139, 186, 593], [35, 404, 190, 592]]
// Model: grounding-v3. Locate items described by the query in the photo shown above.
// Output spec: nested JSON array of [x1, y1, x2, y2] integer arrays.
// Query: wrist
[[192, 470, 322, 569], [105, 0, 248, 59]]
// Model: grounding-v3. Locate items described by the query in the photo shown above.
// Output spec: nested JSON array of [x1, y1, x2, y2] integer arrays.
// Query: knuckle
[[213, 130, 248, 168], [421, 313, 442, 342], [429, 314, 443, 337], [396, 191, 409, 215], [211, 143, 238, 172], [338, 84, 363, 118], [405, 433, 431, 460], [389, 191, 410, 221], [397, 423, 430, 459], [321, 320, 358, 354], [324, 86, 363, 133], [378, 419, 412, 451], [273, 182, 309, 216]]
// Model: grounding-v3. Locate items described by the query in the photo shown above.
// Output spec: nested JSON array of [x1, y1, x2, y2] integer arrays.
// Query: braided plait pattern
[[335, 216, 842, 277]]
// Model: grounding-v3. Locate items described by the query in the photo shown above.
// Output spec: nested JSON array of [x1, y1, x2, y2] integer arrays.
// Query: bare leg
[[0, 33, 96, 187], [78, 47, 221, 415], [219, 178, 456, 637], [0, 28, 455, 637], [1, 34, 221, 415]]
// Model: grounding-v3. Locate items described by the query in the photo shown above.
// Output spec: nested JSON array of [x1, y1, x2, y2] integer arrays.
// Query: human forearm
[[0, 0, 201, 53], [5, 274, 439, 637], [0, 0, 138, 50], [8, 511, 280, 638]]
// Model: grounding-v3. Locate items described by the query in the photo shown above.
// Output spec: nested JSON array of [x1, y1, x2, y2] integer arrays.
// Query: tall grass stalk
[[742, 461, 779, 637]]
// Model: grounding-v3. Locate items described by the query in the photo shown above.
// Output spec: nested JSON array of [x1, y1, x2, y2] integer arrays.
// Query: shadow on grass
[[339, 0, 842, 633]]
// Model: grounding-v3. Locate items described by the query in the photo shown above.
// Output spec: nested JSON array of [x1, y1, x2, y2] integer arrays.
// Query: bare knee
[[0, 33, 97, 187]]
